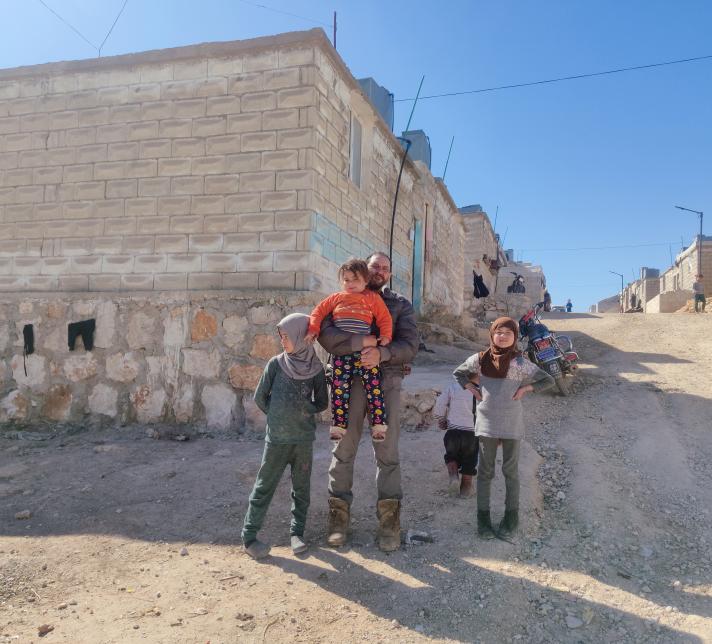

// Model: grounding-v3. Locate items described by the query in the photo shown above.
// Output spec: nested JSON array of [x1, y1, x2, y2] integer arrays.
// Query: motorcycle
[[518, 302, 578, 396], [507, 272, 526, 294]]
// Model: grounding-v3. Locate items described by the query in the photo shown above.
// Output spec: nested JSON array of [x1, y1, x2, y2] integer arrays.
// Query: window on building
[[349, 115, 362, 188]]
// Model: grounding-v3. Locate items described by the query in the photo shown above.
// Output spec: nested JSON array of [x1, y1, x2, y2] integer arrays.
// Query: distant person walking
[[693, 275, 706, 313], [565, 299, 573, 313]]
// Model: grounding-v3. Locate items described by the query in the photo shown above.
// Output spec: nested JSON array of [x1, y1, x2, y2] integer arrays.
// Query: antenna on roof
[[442, 136, 455, 182], [493, 205, 499, 233], [332, 11, 337, 49]]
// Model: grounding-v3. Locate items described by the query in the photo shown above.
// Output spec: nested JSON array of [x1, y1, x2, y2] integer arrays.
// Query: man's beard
[[368, 274, 387, 289]]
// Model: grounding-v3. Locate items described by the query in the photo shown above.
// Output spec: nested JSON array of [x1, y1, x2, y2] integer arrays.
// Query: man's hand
[[512, 384, 533, 400], [437, 418, 448, 431], [304, 332, 317, 343], [360, 346, 381, 369]]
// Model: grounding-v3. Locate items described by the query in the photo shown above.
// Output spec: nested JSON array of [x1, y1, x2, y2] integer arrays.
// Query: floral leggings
[[331, 352, 388, 442]]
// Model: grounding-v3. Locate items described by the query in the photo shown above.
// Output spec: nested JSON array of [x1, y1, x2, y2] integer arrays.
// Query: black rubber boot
[[497, 509, 519, 540], [477, 510, 496, 540]]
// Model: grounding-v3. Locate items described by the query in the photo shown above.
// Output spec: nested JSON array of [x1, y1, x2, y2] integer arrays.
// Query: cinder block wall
[[0, 33, 322, 293]]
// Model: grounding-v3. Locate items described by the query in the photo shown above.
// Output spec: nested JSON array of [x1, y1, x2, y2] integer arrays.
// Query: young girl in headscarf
[[242, 313, 329, 559], [453, 317, 554, 540]]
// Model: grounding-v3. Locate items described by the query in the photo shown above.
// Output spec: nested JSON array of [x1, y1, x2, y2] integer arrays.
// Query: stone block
[[106, 352, 141, 383], [75, 144, 107, 164], [94, 301, 117, 348], [140, 64, 173, 83], [96, 123, 129, 143], [166, 253, 201, 273], [88, 383, 118, 417], [250, 334, 280, 359], [61, 238, 93, 256], [202, 253, 236, 272], [192, 117, 226, 137], [260, 230, 297, 251], [228, 362, 263, 390], [110, 103, 141, 123], [204, 214, 238, 234], [237, 251, 273, 272], [262, 150, 299, 171], [32, 165, 63, 184], [121, 274, 155, 290], [278, 48, 314, 68], [174, 98, 207, 118], [274, 251, 312, 272], [139, 139, 172, 159], [192, 156, 227, 175], [59, 275, 90, 291], [158, 196, 191, 215], [261, 190, 297, 211], [172, 137, 205, 156], [41, 384, 72, 422], [182, 348, 221, 378], [93, 237, 123, 255], [171, 176, 204, 195], [106, 179, 137, 198], [139, 177, 172, 196], [225, 152, 261, 173], [104, 217, 137, 235], [75, 181, 106, 200], [158, 118, 193, 138], [244, 52, 277, 72], [223, 314, 249, 348], [13, 257, 43, 275], [189, 234, 223, 252], [238, 212, 274, 232], [158, 157, 191, 176], [131, 385, 167, 423], [205, 174, 238, 194], [225, 193, 261, 214], [62, 201, 96, 219], [258, 272, 296, 289], [102, 255, 134, 274], [191, 308, 218, 341], [134, 255, 167, 273], [108, 141, 139, 161], [173, 59, 207, 80], [228, 72, 264, 94], [155, 273, 188, 290], [173, 383, 194, 423], [128, 121, 159, 141], [70, 256, 102, 274], [126, 198, 157, 217], [206, 95, 241, 116], [125, 159, 158, 178], [241, 91, 277, 113], [241, 131, 276, 152], [205, 134, 240, 155], [11, 353, 48, 391], [155, 234, 188, 253], [63, 163, 95, 183], [128, 311, 157, 350], [188, 272, 222, 290], [277, 128, 315, 149], [170, 215, 204, 234], [201, 383, 237, 430], [129, 83, 161, 102], [1, 390, 29, 420], [274, 209, 313, 230], [223, 232, 259, 252], [63, 354, 98, 382]]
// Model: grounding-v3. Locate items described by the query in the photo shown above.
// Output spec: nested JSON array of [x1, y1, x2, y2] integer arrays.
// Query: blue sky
[[2, 1, 710, 310]]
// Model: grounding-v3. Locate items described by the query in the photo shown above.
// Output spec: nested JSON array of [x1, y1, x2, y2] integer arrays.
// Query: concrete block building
[[0, 29, 466, 428]]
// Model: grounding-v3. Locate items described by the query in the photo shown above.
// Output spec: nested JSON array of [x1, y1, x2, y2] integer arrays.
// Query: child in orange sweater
[[306, 258, 392, 442]]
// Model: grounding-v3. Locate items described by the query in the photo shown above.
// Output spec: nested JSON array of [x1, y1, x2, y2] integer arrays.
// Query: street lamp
[[610, 270, 624, 312], [675, 205, 704, 277]]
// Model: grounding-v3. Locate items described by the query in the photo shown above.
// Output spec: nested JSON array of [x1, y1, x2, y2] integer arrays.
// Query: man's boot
[[497, 509, 519, 539], [459, 474, 475, 498], [477, 510, 496, 540], [376, 499, 401, 552], [446, 462, 460, 496], [326, 497, 350, 547]]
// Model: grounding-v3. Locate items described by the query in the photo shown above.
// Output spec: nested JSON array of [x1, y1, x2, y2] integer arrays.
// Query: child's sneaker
[[244, 539, 270, 559], [446, 462, 460, 496], [290, 535, 308, 555]]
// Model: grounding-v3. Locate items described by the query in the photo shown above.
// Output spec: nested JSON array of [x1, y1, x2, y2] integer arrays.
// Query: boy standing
[[693, 275, 706, 312]]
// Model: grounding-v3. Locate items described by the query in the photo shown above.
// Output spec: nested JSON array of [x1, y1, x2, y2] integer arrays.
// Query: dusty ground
[[1, 312, 711, 643]]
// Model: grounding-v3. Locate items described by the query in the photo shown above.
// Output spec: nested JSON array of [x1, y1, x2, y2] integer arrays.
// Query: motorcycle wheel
[[555, 375, 570, 396]]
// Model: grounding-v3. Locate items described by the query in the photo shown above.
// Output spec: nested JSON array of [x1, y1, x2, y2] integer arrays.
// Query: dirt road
[[1, 313, 711, 643]]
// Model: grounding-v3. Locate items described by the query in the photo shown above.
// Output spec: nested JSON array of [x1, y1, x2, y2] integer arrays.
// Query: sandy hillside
[[1, 312, 711, 643]]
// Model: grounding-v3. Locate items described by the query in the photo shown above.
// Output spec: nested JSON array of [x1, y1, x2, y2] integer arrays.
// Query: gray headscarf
[[276, 313, 323, 380]]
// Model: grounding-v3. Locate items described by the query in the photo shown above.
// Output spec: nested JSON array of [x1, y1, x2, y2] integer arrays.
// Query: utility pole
[[675, 205, 704, 277], [610, 270, 624, 312]]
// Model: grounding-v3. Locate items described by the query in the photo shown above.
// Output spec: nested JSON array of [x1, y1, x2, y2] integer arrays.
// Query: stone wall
[[0, 290, 318, 429], [645, 289, 693, 314]]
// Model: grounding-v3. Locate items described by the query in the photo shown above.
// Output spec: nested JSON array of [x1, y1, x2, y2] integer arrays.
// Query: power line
[[99, 0, 129, 56], [234, 0, 331, 27], [519, 241, 680, 252], [37, 0, 98, 51], [395, 54, 712, 102]]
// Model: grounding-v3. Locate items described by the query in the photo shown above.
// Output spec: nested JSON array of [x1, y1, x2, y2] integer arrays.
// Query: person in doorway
[[565, 299, 573, 313], [318, 252, 419, 552], [453, 317, 554, 540], [306, 258, 393, 442], [241, 313, 329, 559], [433, 376, 479, 498], [693, 274, 706, 313]]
